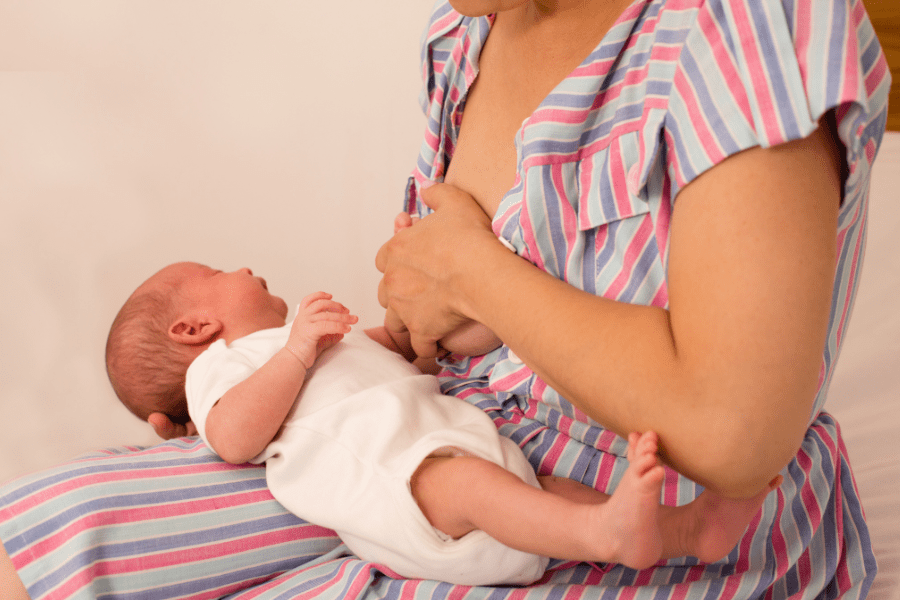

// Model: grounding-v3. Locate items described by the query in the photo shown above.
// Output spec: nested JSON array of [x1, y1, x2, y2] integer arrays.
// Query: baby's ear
[[169, 315, 223, 347]]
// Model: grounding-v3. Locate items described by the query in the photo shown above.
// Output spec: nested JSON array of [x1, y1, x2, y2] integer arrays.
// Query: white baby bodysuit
[[186, 325, 548, 585]]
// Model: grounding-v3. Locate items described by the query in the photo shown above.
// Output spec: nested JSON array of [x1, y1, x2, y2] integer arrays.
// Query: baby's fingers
[[310, 315, 355, 350], [293, 308, 358, 337], [304, 296, 353, 318], [286, 312, 356, 368], [299, 291, 333, 309], [308, 309, 358, 327], [308, 315, 355, 335]]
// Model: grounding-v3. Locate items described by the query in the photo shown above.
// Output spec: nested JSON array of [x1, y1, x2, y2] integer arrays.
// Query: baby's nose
[[239, 267, 253, 276]]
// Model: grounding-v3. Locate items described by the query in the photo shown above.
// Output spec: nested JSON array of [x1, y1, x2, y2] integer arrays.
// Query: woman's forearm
[[463, 243, 816, 498]]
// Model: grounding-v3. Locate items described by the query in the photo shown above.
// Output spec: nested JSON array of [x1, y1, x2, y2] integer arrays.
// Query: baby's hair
[[106, 281, 193, 425]]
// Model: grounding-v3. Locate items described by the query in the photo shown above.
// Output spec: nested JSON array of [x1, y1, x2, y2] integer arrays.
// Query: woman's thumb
[[418, 179, 441, 210]]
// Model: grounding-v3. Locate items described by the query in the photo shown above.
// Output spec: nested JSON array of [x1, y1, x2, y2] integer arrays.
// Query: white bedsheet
[[827, 131, 900, 600]]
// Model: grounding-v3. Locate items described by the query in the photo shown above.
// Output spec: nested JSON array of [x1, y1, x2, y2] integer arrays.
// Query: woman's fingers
[[148, 412, 194, 440], [393, 212, 420, 234], [383, 307, 408, 334], [410, 335, 440, 360], [375, 239, 390, 277], [418, 181, 448, 211], [376, 182, 495, 355]]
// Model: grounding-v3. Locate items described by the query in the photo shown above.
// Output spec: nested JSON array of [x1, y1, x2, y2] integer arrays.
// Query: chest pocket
[[515, 131, 664, 302], [574, 132, 653, 230]]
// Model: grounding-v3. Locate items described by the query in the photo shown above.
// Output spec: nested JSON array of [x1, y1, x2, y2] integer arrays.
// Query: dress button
[[627, 164, 641, 196], [507, 348, 524, 364], [498, 236, 517, 253]]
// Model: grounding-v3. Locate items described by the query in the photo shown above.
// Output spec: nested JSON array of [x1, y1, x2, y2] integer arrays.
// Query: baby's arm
[[205, 292, 357, 464]]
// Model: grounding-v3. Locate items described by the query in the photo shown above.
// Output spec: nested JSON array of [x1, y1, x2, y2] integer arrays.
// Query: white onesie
[[186, 324, 549, 585]]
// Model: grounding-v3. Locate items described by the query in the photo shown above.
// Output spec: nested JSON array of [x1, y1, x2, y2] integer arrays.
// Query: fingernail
[[419, 179, 435, 190]]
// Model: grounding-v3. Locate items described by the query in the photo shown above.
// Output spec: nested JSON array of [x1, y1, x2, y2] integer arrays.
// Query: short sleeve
[[409, 2, 485, 213], [418, 1, 460, 115], [663, 0, 891, 199], [185, 340, 258, 444]]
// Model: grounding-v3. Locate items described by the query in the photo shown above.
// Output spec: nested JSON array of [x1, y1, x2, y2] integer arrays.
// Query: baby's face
[[152, 262, 289, 340]]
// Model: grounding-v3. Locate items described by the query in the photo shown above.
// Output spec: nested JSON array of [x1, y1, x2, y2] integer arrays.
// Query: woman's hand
[[148, 413, 198, 440], [375, 182, 498, 358]]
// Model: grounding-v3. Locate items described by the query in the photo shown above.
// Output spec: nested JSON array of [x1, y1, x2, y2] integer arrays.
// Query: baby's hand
[[285, 292, 358, 368]]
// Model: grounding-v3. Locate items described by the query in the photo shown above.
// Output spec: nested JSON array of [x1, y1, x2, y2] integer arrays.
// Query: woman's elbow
[[697, 445, 794, 499], [681, 399, 810, 499]]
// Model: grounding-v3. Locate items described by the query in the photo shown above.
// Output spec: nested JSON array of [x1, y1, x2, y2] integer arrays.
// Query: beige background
[[1, 3, 898, 598], [1, 1, 431, 481]]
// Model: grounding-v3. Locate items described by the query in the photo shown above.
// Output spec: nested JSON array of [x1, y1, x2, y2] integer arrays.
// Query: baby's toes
[[635, 431, 659, 457]]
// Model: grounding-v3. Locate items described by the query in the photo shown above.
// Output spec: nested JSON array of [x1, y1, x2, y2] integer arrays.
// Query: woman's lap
[[0, 439, 340, 599], [0, 414, 875, 600]]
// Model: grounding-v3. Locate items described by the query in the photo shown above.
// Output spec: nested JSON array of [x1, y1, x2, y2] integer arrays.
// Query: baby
[[106, 262, 780, 585]]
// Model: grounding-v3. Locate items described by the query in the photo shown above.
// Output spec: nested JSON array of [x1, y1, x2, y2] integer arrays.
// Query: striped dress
[[0, 0, 888, 598]]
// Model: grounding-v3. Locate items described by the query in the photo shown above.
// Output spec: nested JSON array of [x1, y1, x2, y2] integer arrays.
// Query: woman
[[1, 0, 887, 597], [373, 0, 883, 595]]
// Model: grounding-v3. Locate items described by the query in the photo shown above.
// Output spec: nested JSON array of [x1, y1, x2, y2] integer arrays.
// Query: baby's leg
[[540, 434, 781, 565], [410, 433, 779, 569], [409, 431, 667, 569]]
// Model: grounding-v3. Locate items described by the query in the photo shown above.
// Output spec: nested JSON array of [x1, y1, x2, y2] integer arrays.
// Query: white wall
[[0, 2, 433, 483]]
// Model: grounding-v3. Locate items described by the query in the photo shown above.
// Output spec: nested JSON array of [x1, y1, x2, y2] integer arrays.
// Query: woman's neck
[[515, 0, 635, 24], [496, 0, 635, 67]]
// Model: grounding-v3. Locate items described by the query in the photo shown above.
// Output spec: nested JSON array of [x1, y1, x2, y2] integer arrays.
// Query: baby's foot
[[587, 431, 666, 570], [679, 475, 782, 563]]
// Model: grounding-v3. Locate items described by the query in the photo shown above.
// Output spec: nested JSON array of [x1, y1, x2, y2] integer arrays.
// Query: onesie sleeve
[[663, 0, 890, 200], [185, 340, 259, 445]]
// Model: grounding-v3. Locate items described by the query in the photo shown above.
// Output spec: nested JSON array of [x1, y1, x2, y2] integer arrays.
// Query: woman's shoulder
[[604, 0, 889, 198]]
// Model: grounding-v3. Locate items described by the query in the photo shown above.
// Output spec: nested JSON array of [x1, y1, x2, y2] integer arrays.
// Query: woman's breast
[[443, 123, 517, 220], [442, 67, 532, 219]]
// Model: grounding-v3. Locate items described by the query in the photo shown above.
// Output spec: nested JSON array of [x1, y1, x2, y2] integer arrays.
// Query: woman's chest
[[443, 12, 616, 219], [419, 6, 671, 304], [441, 80, 521, 220], [442, 46, 552, 218]]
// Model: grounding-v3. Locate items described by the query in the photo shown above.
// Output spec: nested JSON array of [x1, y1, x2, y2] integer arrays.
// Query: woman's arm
[[1, 544, 30, 600], [377, 119, 842, 498], [205, 293, 356, 464]]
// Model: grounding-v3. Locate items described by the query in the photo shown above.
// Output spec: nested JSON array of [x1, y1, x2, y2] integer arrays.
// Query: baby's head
[[106, 262, 289, 425]]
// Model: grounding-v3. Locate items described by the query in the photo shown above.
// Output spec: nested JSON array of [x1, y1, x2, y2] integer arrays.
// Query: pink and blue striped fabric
[[0, 0, 888, 597], [409, 0, 886, 596]]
